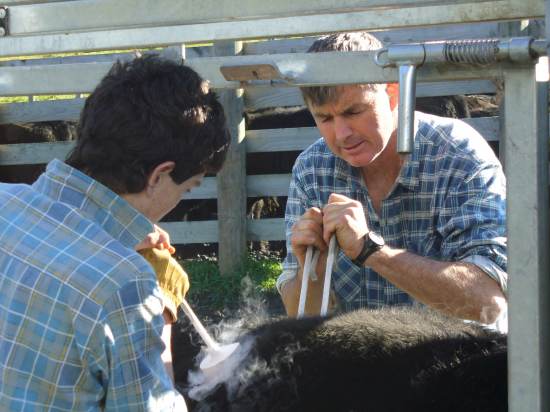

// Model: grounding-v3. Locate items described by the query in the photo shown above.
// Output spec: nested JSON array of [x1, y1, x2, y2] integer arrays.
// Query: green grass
[[180, 253, 282, 312]]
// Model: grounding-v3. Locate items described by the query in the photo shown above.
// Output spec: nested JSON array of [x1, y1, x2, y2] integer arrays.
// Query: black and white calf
[[172, 307, 507, 412]]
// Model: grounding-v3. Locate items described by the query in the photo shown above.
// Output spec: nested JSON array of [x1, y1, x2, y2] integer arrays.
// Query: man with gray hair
[[277, 32, 507, 325]]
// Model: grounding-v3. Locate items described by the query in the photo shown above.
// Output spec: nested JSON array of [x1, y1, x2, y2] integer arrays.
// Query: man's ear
[[147, 161, 176, 191], [386, 83, 399, 110]]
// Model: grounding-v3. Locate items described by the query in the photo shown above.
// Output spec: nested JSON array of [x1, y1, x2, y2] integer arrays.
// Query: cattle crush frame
[[0, 1, 548, 410]]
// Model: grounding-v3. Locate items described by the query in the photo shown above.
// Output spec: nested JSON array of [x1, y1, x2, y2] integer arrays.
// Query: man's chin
[[343, 154, 373, 168]]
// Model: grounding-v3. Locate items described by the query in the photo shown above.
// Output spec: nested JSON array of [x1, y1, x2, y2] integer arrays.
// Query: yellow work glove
[[138, 248, 190, 323]]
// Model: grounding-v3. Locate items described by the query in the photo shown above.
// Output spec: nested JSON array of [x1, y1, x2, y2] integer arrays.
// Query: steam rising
[[187, 336, 255, 401], [185, 277, 302, 408]]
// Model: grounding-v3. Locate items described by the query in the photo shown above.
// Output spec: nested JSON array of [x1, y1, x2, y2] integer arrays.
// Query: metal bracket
[[220, 64, 283, 81], [220, 63, 295, 87], [0, 6, 7, 37]]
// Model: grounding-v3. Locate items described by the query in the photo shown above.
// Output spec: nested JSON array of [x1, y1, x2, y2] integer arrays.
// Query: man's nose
[[334, 116, 352, 141]]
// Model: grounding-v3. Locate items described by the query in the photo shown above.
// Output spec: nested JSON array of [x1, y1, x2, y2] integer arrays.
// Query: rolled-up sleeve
[[438, 163, 507, 292], [278, 161, 309, 295]]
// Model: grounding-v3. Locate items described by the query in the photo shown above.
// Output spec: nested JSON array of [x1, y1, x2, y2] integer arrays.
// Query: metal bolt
[[0, 8, 6, 19]]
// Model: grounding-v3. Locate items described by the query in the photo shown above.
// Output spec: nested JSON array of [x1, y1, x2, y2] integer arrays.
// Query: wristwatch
[[351, 231, 385, 267]]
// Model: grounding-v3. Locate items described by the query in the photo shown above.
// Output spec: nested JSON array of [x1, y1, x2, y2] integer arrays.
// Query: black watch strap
[[351, 232, 384, 267]]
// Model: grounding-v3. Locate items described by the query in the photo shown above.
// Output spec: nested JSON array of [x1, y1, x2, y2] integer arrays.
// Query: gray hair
[[300, 32, 384, 107]]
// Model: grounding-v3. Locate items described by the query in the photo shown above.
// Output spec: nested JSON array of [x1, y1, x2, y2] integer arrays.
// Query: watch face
[[368, 231, 385, 246]]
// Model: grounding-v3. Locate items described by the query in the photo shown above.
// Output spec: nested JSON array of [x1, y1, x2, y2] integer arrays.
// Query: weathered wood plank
[[0, 79, 496, 124], [187, 174, 292, 199], [0, 117, 500, 166], [247, 174, 291, 197], [159, 220, 218, 244], [247, 217, 285, 241], [246, 118, 499, 153], [0, 140, 73, 165], [160, 217, 285, 244], [246, 127, 321, 153], [0, 81, 496, 123], [182, 177, 216, 199], [0, 99, 84, 123], [244, 80, 497, 110]]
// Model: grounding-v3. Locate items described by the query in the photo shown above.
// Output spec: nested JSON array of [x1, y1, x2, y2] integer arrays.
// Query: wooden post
[[214, 40, 246, 275]]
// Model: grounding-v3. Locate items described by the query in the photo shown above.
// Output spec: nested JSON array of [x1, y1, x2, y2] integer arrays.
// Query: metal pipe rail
[[0, 0, 543, 58], [374, 36, 548, 153]]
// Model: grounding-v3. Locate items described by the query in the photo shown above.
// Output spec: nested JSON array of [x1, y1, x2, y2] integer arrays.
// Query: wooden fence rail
[[0, 116, 502, 247]]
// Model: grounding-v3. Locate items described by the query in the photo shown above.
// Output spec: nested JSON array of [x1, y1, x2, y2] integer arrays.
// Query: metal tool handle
[[181, 299, 220, 351], [297, 245, 313, 318], [397, 64, 418, 154], [320, 236, 337, 316]]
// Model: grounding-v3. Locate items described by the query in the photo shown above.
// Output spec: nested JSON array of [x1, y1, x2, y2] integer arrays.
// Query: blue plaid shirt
[[0, 159, 186, 411], [278, 112, 507, 312]]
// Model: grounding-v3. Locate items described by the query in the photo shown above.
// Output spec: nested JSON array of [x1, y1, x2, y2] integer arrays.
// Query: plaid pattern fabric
[[0, 159, 186, 411], [279, 112, 507, 312]]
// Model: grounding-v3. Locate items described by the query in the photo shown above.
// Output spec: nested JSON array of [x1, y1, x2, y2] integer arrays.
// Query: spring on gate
[[443, 39, 501, 65]]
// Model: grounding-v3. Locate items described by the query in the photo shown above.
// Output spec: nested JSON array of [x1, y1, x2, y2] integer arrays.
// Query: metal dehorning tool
[[374, 37, 546, 155]]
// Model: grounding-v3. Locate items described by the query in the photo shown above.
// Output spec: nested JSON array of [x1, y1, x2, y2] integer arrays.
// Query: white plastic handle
[[320, 235, 337, 316], [297, 235, 338, 318], [297, 245, 313, 318], [180, 299, 219, 350]]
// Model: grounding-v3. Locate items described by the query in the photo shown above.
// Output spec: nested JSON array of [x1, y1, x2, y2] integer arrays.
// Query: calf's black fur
[[172, 307, 506, 412]]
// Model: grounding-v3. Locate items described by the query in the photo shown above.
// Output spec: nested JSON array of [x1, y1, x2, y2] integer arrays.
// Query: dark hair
[[300, 32, 384, 107], [66, 55, 229, 194]]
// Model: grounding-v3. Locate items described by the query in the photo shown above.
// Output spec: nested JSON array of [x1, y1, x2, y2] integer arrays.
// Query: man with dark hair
[[277, 32, 507, 326], [0, 55, 229, 411]]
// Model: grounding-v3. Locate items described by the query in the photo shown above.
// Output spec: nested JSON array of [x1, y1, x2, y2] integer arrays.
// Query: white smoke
[[186, 276, 279, 403], [187, 335, 255, 401]]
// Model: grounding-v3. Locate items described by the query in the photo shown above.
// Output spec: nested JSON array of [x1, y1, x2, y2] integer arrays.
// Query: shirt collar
[[334, 156, 365, 193], [334, 155, 353, 182], [34, 159, 154, 249], [395, 152, 420, 192]]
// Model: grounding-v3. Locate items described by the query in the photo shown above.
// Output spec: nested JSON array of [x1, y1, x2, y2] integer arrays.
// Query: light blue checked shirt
[[0, 159, 186, 411], [278, 112, 507, 312]]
